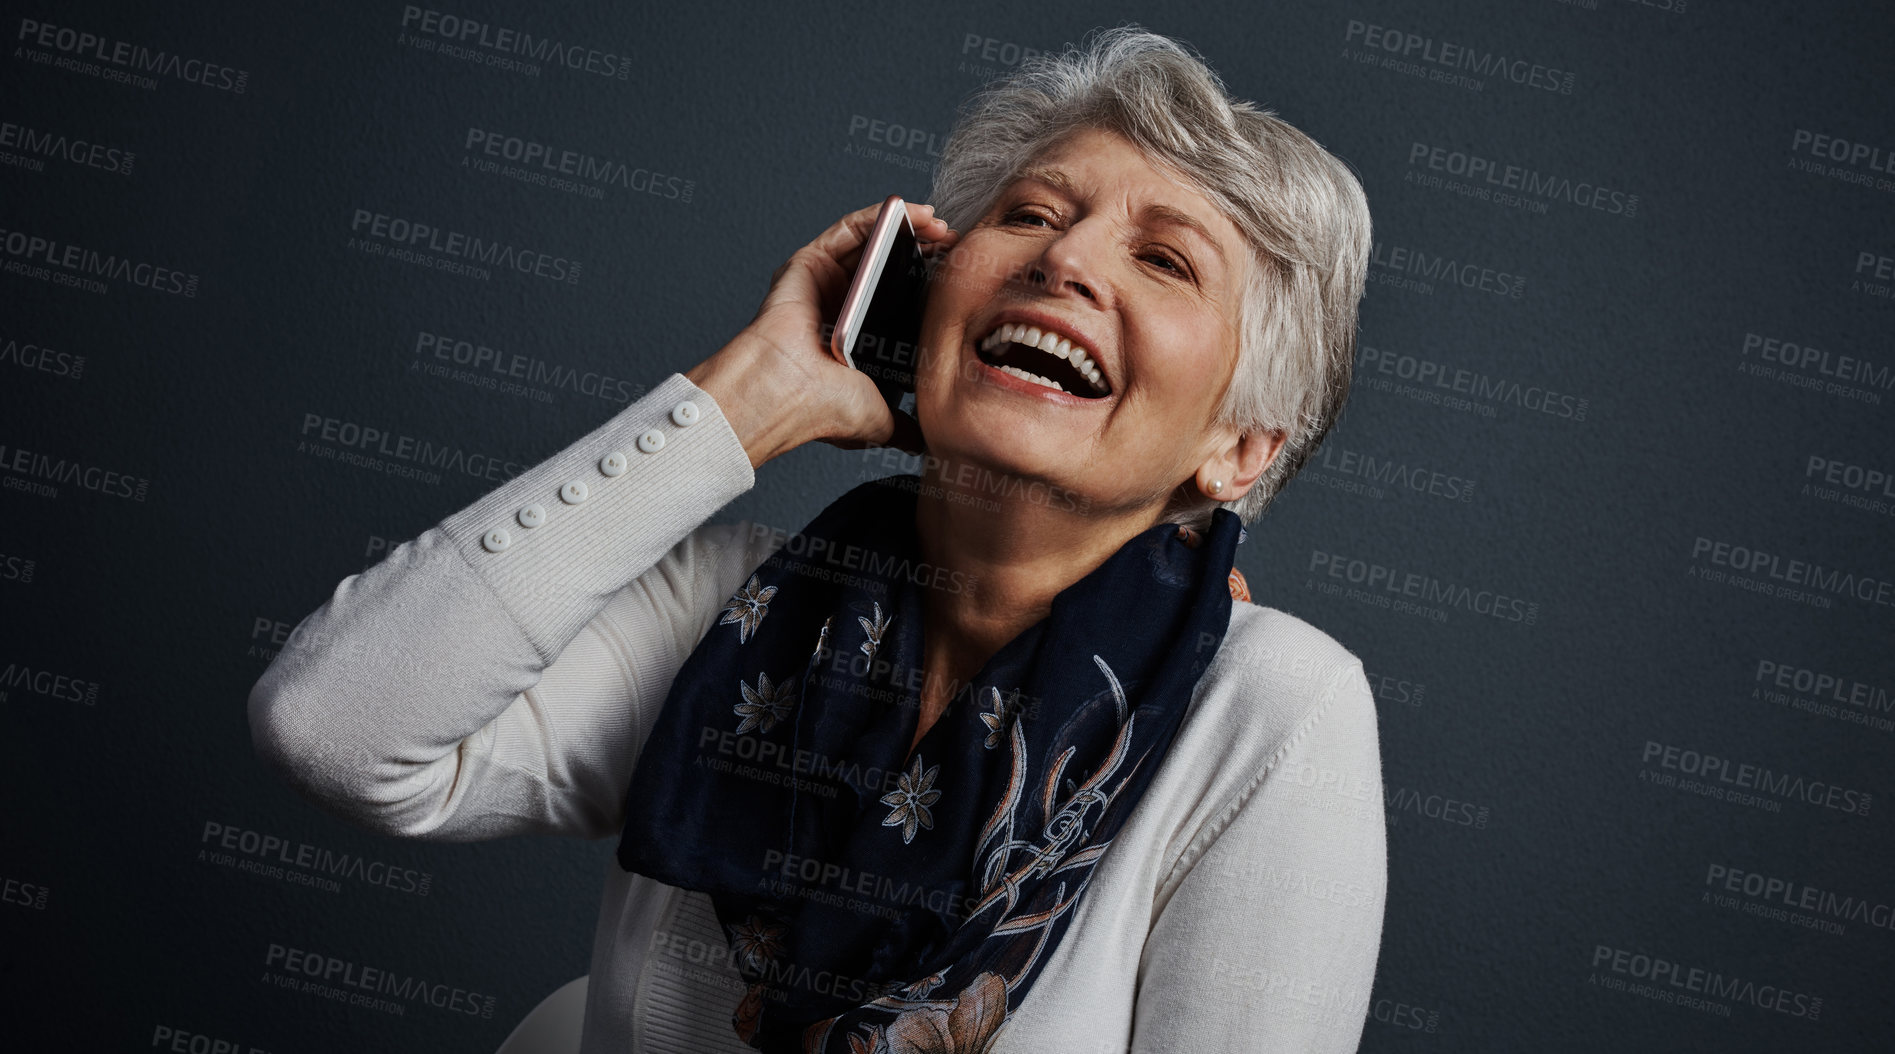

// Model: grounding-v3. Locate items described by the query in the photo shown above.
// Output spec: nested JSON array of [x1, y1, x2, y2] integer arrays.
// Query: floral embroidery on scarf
[[735, 671, 798, 734], [858, 602, 892, 660], [900, 973, 946, 1000], [622, 479, 1245, 1054], [730, 915, 787, 974], [815, 970, 1008, 1054], [721, 573, 779, 643], [969, 653, 1130, 909], [796, 657, 1140, 1052], [880, 755, 943, 844], [977, 688, 1010, 751]]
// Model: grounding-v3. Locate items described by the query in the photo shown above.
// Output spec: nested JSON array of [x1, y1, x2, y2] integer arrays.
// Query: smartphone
[[831, 195, 929, 414]]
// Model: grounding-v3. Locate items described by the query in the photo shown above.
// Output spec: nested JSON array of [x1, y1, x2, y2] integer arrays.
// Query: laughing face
[[913, 126, 1271, 522]]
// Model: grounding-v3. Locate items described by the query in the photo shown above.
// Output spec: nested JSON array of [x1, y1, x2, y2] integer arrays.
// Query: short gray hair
[[929, 25, 1372, 527]]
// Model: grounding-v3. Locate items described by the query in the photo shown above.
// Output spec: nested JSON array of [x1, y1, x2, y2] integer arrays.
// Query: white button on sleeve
[[670, 400, 700, 427], [600, 451, 628, 477], [560, 480, 589, 504], [637, 429, 666, 454], [481, 528, 512, 553], [517, 503, 546, 528]]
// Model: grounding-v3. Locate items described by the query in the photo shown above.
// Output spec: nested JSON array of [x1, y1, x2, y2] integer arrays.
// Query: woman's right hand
[[685, 200, 957, 470]]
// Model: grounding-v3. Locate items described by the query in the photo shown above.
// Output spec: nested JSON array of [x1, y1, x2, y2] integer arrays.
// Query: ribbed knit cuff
[[438, 371, 755, 661]]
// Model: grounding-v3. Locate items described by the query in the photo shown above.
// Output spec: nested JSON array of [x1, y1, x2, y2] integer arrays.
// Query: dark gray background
[[4, 0, 1892, 1049]]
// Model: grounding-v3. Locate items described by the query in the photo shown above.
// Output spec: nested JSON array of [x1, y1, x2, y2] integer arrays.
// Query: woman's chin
[[912, 426, 1072, 498]]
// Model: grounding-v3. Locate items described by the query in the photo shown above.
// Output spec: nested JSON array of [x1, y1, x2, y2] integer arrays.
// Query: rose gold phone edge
[[831, 194, 910, 369]]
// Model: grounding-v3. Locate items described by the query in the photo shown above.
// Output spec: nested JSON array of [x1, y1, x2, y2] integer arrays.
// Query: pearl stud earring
[[1208, 479, 1224, 495]]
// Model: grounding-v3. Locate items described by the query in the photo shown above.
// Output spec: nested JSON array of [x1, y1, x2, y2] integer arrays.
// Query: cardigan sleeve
[[1128, 663, 1388, 1052], [246, 372, 765, 842]]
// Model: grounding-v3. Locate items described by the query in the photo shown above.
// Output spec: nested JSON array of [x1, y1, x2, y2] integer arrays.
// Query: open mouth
[[973, 321, 1111, 398]]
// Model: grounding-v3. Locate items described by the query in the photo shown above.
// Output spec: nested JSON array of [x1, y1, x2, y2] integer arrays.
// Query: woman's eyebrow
[[1139, 203, 1227, 270], [1011, 166, 1077, 195]]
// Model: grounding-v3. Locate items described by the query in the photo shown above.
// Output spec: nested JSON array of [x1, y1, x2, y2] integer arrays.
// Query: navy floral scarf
[[616, 473, 1244, 1053]]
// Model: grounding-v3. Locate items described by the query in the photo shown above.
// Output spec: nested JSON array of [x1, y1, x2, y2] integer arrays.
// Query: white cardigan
[[248, 372, 1389, 1053]]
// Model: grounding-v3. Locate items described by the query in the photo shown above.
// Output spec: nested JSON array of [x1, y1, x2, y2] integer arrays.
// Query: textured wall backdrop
[[4, 0, 1892, 1050]]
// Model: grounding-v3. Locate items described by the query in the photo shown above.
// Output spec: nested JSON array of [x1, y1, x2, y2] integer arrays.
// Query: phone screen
[[834, 200, 929, 413]]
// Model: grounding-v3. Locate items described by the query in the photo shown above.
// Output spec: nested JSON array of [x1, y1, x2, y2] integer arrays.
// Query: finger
[[806, 201, 895, 263], [919, 230, 960, 260], [899, 201, 944, 242], [808, 200, 946, 263], [907, 203, 950, 240]]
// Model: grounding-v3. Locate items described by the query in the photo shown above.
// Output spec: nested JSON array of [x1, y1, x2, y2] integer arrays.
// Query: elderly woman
[[250, 26, 1382, 1054]]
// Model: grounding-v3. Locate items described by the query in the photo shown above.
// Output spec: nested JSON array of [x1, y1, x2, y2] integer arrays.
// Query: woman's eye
[[1007, 209, 1052, 227], [1143, 251, 1187, 276]]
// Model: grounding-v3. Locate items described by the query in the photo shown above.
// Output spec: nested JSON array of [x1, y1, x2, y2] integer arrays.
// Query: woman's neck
[[904, 468, 1161, 755]]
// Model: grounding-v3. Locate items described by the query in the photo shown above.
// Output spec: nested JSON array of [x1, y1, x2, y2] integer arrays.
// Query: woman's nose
[[1024, 222, 1108, 306]]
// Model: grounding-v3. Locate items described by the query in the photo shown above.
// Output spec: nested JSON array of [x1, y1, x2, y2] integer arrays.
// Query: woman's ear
[[1200, 428, 1286, 500]]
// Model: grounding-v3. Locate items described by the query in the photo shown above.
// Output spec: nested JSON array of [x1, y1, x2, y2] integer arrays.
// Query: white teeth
[[996, 364, 1066, 392], [977, 321, 1110, 395]]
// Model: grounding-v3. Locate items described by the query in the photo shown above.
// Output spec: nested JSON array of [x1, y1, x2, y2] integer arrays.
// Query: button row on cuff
[[479, 398, 700, 554]]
